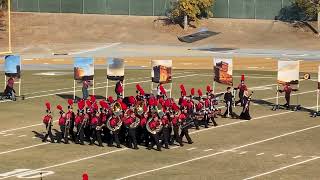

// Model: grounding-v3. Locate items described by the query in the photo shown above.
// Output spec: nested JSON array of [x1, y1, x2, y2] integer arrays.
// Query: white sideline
[[0, 106, 319, 179], [243, 156, 320, 180], [68, 43, 121, 55], [0, 143, 49, 155], [115, 123, 320, 180]]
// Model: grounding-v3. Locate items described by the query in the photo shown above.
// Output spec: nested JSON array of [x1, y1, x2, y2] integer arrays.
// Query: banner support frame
[[73, 80, 76, 100], [106, 79, 109, 100]]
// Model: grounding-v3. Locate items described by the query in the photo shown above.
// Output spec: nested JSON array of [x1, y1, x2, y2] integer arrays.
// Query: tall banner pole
[[106, 79, 109, 100], [151, 82, 153, 95], [92, 79, 95, 96], [92, 58, 95, 96], [73, 80, 76, 100], [18, 78, 21, 96], [276, 85, 279, 106], [170, 82, 173, 98], [123, 79, 125, 97], [317, 89, 319, 113], [4, 75, 6, 89]]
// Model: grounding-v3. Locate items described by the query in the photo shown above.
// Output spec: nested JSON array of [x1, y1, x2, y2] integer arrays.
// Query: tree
[[295, 0, 320, 35], [170, 0, 214, 30], [0, 0, 8, 10]]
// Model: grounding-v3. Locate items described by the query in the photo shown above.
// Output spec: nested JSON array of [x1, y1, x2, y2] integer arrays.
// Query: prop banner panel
[[213, 58, 233, 85], [107, 57, 125, 81], [4, 55, 21, 78], [277, 60, 299, 86], [151, 60, 172, 84], [74, 57, 94, 80]]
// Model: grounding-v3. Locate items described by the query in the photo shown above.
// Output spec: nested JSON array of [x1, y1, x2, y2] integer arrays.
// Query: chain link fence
[[12, 0, 294, 20]]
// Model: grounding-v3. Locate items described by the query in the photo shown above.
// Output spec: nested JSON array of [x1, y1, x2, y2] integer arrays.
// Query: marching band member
[[179, 103, 193, 145], [89, 107, 103, 147], [66, 99, 76, 142], [145, 97, 162, 151], [239, 90, 253, 120], [98, 100, 111, 146], [82, 79, 91, 100], [235, 75, 248, 106], [136, 101, 149, 145], [107, 101, 123, 148], [57, 105, 68, 144], [42, 102, 55, 143], [115, 80, 124, 99], [123, 103, 139, 150], [136, 84, 145, 101], [178, 84, 187, 105], [161, 114, 170, 149], [171, 103, 183, 146], [223, 87, 234, 118], [205, 85, 218, 127], [107, 96, 115, 105], [159, 84, 167, 99], [4, 76, 16, 100], [280, 83, 292, 108], [75, 100, 86, 145]]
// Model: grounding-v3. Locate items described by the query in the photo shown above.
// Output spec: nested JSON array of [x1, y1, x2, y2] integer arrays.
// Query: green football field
[[0, 69, 320, 180]]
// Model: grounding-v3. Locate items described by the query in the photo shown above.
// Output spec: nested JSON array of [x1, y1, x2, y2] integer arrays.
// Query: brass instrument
[[64, 115, 70, 139], [135, 101, 145, 116], [106, 116, 122, 132], [130, 117, 140, 128], [113, 102, 123, 117], [77, 116, 88, 136], [146, 118, 163, 135]]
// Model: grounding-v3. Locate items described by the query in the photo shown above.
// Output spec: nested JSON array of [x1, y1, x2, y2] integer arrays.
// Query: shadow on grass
[[32, 130, 45, 140], [56, 94, 106, 101]]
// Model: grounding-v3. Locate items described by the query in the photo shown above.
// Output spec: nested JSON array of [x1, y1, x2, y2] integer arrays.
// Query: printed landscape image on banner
[[277, 60, 299, 86], [107, 57, 125, 81], [213, 58, 233, 85], [151, 60, 172, 84], [318, 66, 320, 90], [4, 55, 21, 78], [74, 57, 94, 81]]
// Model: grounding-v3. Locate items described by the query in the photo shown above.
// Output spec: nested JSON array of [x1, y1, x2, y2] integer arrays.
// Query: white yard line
[[293, 155, 302, 159], [203, 149, 213, 152], [18, 135, 27, 138], [239, 151, 248, 154], [274, 154, 284, 157], [0, 143, 49, 155], [170, 146, 180, 149], [115, 123, 320, 179], [0, 121, 58, 134], [186, 147, 197, 151], [0, 148, 128, 180], [242, 157, 320, 180], [2, 134, 13, 137], [256, 153, 265, 156]]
